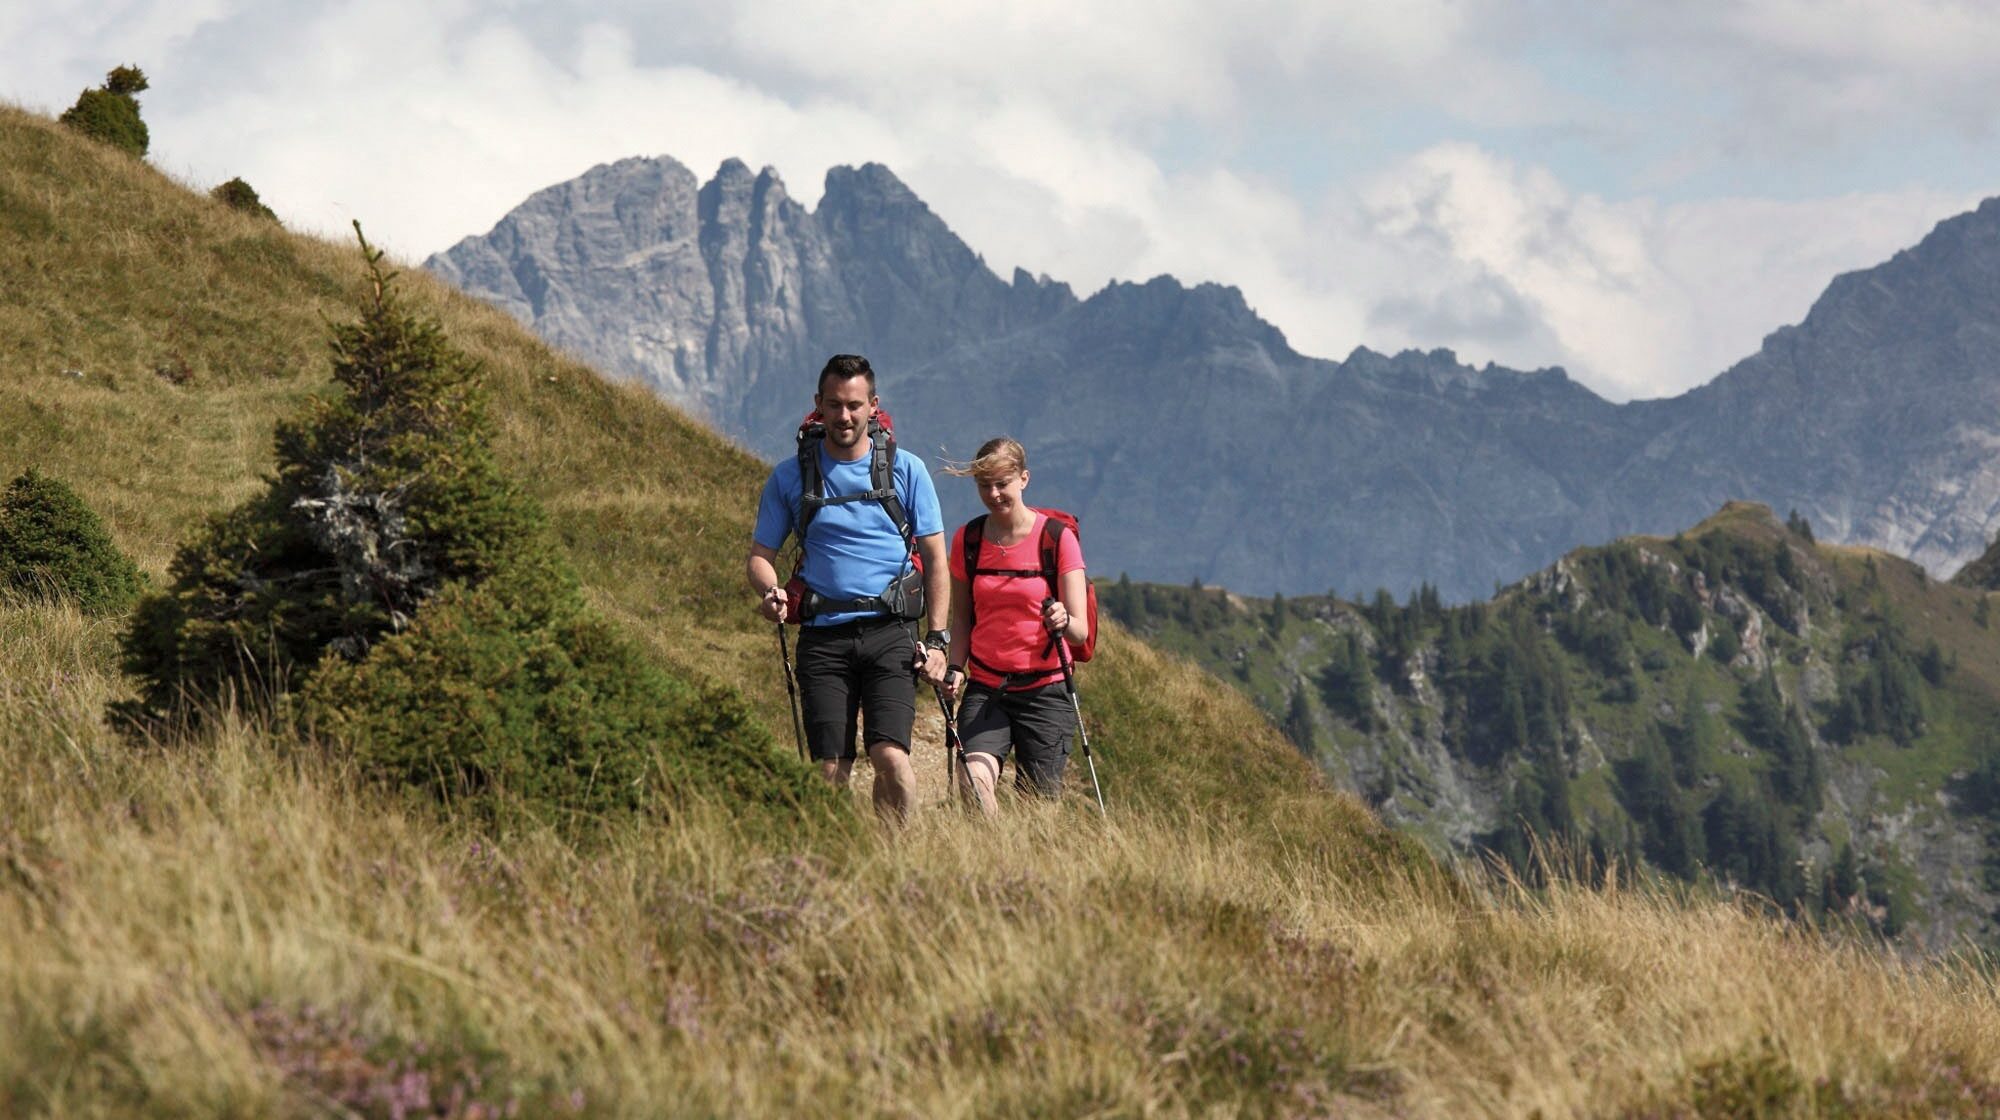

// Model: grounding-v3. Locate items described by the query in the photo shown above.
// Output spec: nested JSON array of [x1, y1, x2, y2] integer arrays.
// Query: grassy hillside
[[4, 103, 2000, 1115]]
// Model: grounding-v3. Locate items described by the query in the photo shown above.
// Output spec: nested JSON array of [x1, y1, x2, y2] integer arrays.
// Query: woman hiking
[[941, 438, 1089, 814]]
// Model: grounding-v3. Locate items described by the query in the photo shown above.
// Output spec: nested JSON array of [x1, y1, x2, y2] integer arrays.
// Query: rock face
[[1615, 199, 2000, 583], [429, 160, 2000, 600], [427, 156, 1070, 446]]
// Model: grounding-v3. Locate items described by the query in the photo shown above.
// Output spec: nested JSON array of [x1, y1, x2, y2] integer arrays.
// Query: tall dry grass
[[3, 597, 1999, 1117]]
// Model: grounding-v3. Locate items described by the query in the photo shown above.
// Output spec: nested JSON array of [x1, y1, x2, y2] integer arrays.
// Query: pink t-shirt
[[950, 512, 1086, 689]]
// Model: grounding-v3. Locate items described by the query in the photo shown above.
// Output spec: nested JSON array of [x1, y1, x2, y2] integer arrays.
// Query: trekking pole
[[934, 680, 971, 809], [1045, 598, 1106, 815], [776, 623, 807, 763]]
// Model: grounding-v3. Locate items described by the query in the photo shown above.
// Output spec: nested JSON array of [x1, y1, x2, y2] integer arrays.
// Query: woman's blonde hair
[[944, 437, 1028, 480]]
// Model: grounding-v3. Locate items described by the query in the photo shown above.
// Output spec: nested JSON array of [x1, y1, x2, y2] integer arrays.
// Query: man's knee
[[818, 758, 853, 785], [867, 740, 913, 778]]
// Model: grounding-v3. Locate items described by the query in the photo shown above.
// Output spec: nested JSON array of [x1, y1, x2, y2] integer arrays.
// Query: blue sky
[[6, 0, 1998, 400]]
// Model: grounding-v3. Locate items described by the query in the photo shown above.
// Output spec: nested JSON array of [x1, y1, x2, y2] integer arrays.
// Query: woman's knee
[[963, 752, 1002, 785]]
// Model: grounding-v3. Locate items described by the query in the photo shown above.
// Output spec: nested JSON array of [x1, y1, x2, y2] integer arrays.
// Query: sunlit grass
[[3, 597, 1998, 1116]]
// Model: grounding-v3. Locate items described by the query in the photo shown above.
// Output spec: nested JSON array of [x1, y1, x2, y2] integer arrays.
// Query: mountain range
[[427, 157, 2000, 601]]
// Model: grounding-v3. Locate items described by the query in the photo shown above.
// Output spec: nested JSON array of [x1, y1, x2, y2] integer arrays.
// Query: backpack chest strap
[[964, 515, 1064, 662], [795, 419, 911, 553], [804, 486, 899, 509]]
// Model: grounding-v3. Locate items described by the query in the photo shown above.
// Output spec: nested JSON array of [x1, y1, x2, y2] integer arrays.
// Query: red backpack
[[962, 508, 1099, 670]]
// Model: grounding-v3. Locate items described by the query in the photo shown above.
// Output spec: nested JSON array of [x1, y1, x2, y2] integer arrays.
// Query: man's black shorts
[[795, 616, 918, 762], [959, 681, 1073, 797]]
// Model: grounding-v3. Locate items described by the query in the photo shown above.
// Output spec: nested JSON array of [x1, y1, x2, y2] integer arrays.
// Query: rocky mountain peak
[[430, 161, 2000, 601], [698, 159, 793, 225], [1073, 276, 1293, 359], [816, 161, 983, 287], [1783, 195, 2000, 358], [821, 161, 924, 212]]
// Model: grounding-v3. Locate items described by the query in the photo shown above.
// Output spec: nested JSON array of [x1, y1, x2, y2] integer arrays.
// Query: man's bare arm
[[917, 532, 949, 634], [747, 542, 786, 622], [915, 532, 950, 684]]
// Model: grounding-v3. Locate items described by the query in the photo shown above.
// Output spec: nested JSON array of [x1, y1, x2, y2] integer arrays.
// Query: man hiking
[[747, 355, 950, 824]]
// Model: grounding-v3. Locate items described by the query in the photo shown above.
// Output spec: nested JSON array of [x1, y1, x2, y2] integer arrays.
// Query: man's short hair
[[817, 354, 875, 396]]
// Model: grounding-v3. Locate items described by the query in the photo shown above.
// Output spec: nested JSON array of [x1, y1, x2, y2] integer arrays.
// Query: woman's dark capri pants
[[958, 679, 1073, 797]]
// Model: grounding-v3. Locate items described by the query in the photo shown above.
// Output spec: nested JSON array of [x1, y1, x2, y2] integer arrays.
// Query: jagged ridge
[[431, 158, 2000, 605]]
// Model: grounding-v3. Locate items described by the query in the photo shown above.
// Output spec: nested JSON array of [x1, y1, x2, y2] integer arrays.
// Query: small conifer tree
[[125, 227, 839, 831], [1785, 508, 1815, 542], [125, 225, 543, 711], [1282, 682, 1316, 752], [60, 66, 150, 157], [0, 469, 144, 614]]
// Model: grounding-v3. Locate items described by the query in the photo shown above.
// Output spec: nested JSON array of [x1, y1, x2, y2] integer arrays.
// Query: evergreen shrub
[[124, 230, 545, 713], [0, 468, 144, 614], [125, 228, 841, 834], [210, 177, 277, 221], [300, 573, 839, 831], [59, 66, 149, 157]]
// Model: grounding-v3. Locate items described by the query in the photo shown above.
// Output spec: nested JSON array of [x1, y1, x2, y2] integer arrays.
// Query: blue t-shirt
[[755, 446, 943, 626]]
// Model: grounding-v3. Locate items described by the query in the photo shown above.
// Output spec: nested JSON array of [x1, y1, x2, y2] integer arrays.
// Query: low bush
[[0, 468, 144, 614], [298, 571, 846, 835], [59, 66, 149, 157], [210, 177, 277, 221]]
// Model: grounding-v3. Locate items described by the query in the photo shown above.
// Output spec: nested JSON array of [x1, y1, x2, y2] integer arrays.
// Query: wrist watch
[[923, 629, 950, 653]]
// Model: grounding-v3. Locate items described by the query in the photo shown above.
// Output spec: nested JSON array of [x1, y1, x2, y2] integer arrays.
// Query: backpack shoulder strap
[[1038, 516, 1066, 587], [963, 514, 988, 635], [796, 418, 917, 560], [795, 424, 826, 549], [964, 515, 988, 573], [872, 423, 914, 556], [1038, 515, 1069, 659]]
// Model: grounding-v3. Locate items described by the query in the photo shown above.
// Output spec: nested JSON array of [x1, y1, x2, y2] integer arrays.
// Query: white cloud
[[1578, 0, 2000, 158], [1340, 144, 1972, 397], [718, 0, 1561, 136], [149, 3, 917, 260]]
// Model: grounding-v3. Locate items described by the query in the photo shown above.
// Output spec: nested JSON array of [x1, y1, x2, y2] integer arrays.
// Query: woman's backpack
[[963, 508, 1098, 664]]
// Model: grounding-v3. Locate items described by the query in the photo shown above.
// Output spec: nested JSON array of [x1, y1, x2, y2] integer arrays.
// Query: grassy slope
[[2, 105, 2000, 1116]]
